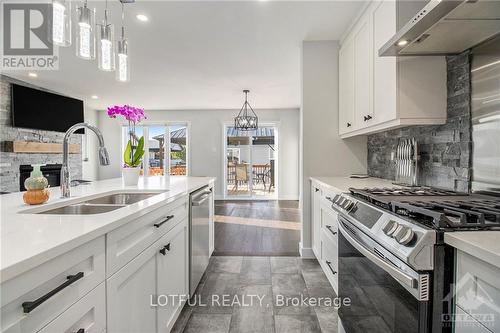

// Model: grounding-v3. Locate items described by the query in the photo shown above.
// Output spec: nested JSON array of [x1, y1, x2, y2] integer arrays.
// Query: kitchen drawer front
[[320, 187, 339, 207], [106, 196, 188, 277], [38, 282, 106, 333], [320, 229, 338, 294], [320, 200, 339, 239], [455, 250, 500, 333], [0, 236, 105, 333]]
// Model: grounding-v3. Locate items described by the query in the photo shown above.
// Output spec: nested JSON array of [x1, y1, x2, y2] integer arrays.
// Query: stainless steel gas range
[[330, 187, 500, 333]]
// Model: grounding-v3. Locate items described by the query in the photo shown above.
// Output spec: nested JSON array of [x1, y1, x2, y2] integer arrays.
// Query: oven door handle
[[337, 218, 417, 289]]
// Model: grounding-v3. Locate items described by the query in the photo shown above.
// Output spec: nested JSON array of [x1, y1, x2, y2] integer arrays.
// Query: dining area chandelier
[[234, 90, 259, 131]]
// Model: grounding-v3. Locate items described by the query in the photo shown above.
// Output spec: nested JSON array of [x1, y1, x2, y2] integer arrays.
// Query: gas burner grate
[[351, 187, 465, 197], [392, 200, 500, 230]]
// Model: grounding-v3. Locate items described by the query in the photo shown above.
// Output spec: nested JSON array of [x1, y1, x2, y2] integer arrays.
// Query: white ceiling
[[5, 1, 365, 110]]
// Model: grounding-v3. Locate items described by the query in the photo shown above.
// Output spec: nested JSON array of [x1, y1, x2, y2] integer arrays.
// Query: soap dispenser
[[23, 164, 50, 205]]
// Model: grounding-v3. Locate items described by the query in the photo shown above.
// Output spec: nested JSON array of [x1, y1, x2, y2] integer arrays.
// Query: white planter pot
[[122, 167, 140, 186]]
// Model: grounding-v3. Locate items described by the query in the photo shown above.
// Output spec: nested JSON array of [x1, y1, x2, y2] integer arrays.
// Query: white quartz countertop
[[0, 176, 214, 282], [310, 176, 398, 193], [445, 232, 500, 269]]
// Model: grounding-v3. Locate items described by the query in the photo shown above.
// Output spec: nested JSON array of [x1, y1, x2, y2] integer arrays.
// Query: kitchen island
[[0, 176, 215, 333]]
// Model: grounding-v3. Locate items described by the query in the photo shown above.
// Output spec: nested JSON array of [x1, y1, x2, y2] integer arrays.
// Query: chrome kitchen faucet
[[61, 123, 109, 198]]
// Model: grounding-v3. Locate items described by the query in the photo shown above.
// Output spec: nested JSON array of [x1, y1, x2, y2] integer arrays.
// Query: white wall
[[97, 108, 300, 199], [82, 107, 99, 181], [300, 41, 367, 257]]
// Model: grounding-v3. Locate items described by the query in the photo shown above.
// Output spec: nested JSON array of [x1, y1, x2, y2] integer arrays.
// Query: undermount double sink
[[35, 192, 165, 215]]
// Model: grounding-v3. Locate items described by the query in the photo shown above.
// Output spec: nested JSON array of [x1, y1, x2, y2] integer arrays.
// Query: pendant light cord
[[104, 0, 108, 25], [121, 3, 125, 39]]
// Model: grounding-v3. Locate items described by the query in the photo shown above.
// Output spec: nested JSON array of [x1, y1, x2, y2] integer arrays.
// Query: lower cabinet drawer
[[320, 230, 338, 294], [106, 196, 188, 277], [38, 282, 106, 333], [0, 237, 105, 333]]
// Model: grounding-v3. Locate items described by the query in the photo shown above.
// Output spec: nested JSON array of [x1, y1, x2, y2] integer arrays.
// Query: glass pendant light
[[97, 0, 115, 71], [52, 0, 71, 46], [116, 3, 130, 82], [234, 90, 258, 131], [76, 0, 96, 60]]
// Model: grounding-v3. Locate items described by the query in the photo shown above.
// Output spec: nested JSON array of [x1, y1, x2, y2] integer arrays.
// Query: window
[[122, 123, 189, 177]]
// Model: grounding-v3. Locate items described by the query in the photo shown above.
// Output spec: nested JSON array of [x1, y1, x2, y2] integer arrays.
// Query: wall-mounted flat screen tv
[[11, 84, 84, 133]]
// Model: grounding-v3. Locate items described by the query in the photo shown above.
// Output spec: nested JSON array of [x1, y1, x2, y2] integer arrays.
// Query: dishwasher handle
[[192, 193, 210, 206]]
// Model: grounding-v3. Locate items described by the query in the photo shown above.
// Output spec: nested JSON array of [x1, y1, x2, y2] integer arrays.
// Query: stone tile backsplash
[[367, 52, 472, 193], [0, 76, 82, 193]]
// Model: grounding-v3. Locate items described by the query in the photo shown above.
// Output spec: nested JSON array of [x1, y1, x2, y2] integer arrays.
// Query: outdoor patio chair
[[233, 164, 249, 192]]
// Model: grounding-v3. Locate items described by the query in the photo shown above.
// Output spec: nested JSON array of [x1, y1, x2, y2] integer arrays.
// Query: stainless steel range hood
[[379, 0, 500, 57]]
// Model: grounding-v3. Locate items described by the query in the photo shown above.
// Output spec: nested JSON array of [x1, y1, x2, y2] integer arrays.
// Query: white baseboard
[[278, 195, 299, 200], [299, 243, 315, 258]]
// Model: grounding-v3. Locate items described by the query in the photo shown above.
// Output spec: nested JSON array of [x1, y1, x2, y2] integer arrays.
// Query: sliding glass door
[[224, 124, 277, 199]]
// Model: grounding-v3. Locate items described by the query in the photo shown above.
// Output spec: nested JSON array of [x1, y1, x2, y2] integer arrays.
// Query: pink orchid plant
[[107, 105, 146, 168]]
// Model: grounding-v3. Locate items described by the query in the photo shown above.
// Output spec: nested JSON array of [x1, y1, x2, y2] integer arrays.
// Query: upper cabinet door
[[353, 14, 373, 129], [372, 0, 397, 124], [339, 36, 355, 135]]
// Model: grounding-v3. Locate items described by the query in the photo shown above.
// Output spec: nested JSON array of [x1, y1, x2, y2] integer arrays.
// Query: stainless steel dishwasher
[[189, 186, 212, 295]]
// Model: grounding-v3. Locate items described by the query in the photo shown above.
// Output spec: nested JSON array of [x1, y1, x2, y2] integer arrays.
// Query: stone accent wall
[[0, 76, 82, 193], [367, 52, 472, 193]]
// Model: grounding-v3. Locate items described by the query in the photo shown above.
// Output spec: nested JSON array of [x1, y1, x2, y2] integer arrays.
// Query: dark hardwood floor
[[213, 200, 300, 256]]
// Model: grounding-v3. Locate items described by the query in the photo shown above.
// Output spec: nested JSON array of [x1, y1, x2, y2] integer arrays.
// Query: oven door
[[337, 215, 431, 333]]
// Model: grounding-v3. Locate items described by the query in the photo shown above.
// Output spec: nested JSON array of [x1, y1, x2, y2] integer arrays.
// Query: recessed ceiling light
[[91, 95, 98, 99], [28, 72, 37, 78], [136, 14, 148, 22], [397, 40, 409, 46]]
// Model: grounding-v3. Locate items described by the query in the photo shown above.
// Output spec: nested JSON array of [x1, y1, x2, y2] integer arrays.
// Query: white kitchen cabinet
[[319, 199, 339, 294], [157, 221, 188, 332], [372, 0, 397, 125], [454, 250, 500, 333], [338, 0, 446, 138], [455, 306, 493, 333], [311, 182, 322, 259], [0, 237, 105, 333], [38, 282, 106, 333], [339, 36, 355, 135], [107, 219, 188, 333], [309, 181, 340, 295], [353, 13, 373, 129], [106, 196, 188, 277]]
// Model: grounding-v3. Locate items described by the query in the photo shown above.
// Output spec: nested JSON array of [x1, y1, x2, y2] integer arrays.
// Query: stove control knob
[[382, 220, 399, 237], [344, 200, 355, 210], [394, 226, 415, 246]]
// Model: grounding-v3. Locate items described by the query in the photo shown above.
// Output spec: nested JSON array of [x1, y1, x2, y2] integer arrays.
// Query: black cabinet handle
[[326, 225, 338, 236], [22, 272, 84, 314], [159, 243, 171, 255], [154, 215, 174, 228], [73, 329, 85, 333], [325, 261, 337, 275], [363, 115, 372, 121], [347, 122, 352, 127], [315, 188, 319, 192]]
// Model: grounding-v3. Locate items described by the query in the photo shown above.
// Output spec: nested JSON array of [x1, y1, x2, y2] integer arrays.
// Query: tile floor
[[171, 256, 338, 333]]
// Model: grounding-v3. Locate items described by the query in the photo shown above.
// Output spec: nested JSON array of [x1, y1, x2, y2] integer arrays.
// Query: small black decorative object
[[234, 90, 258, 131]]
